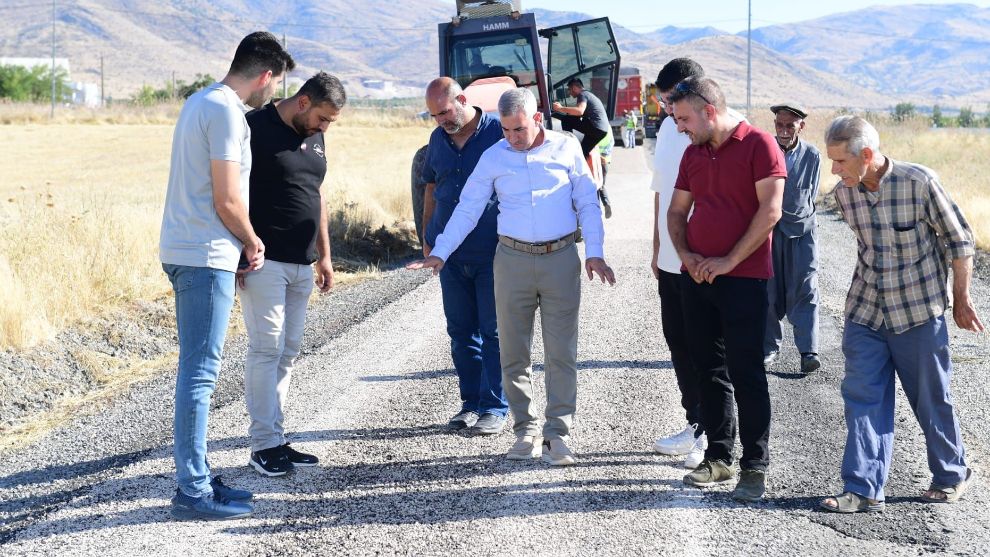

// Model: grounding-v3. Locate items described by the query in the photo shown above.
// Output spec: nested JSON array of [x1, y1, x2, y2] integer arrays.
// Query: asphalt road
[[2, 143, 989, 556]]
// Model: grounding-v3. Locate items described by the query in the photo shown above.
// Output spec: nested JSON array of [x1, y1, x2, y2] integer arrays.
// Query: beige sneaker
[[541, 438, 576, 466], [506, 435, 542, 460]]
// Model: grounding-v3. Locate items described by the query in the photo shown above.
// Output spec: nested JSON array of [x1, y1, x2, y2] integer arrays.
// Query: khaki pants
[[493, 241, 581, 441]]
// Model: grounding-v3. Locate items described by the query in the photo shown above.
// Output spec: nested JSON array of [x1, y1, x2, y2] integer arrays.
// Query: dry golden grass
[[0, 105, 432, 349], [747, 110, 989, 248]]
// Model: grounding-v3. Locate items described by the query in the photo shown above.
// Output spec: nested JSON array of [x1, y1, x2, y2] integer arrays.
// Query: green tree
[[957, 106, 976, 128], [931, 104, 944, 128], [0, 64, 71, 102], [177, 73, 214, 99], [892, 102, 916, 122]]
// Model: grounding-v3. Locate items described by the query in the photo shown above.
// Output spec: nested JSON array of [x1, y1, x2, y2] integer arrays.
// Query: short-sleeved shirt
[[246, 102, 328, 265], [420, 110, 503, 264], [160, 83, 251, 272], [651, 116, 692, 274], [576, 90, 610, 133], [777, 138, 821, 238], [834, 159, 975, 334], [674, 120, 787, 279]]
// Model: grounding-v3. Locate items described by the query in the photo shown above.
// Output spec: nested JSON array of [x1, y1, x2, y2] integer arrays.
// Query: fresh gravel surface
[[2, 144, 989, 556]]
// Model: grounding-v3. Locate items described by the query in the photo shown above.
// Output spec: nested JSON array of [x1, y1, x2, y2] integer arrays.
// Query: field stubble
[[0, 107, 431, 350]]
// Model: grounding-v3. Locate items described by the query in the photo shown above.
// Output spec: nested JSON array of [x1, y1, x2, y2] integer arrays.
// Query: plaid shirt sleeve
[[923, 171, 976, 262]]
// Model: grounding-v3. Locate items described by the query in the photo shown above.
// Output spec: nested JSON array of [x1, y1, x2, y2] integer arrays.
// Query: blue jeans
[[840, 316, 967, 501], [439, 259, 507, 417], [163, 263, 235, 497]]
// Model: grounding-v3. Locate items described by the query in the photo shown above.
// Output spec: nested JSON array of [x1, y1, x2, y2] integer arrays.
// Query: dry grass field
[[0, 105, 986, 350], [747, 111, 990, 249], [0, 104, 432, 349]]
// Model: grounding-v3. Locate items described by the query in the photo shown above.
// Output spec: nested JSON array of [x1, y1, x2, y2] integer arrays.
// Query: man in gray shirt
[[159, 31, 293, 521], [763, 103, 822, 374]]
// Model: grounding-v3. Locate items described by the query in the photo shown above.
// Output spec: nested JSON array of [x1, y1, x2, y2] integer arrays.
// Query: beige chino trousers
[[493, 241, 581, 441]]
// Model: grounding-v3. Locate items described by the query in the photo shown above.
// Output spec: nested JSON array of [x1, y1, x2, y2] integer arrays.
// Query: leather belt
[[498, 232, 577, 255]]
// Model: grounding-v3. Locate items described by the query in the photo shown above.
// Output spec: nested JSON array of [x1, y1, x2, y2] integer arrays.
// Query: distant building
[[71, 82, 100, 107]]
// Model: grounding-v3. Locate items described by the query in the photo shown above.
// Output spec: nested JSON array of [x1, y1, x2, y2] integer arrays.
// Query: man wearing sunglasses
[[666, 76, 786, 502]]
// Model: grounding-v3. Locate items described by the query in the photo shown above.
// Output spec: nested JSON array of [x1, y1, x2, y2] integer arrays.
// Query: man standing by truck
[[552, 78, 613, 216], [420, 77, 509, 435]]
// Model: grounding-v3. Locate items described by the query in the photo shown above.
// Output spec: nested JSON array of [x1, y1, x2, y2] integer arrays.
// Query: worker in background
[[624, 110, 637, 149]]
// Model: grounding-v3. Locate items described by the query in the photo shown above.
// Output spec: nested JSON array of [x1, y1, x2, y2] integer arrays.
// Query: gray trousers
[[239, 260, 314, 452], [766, 227, 819, 355], [493, 242, 581, 441]]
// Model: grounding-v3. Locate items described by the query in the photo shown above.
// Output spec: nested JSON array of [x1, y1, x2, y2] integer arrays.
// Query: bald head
[[425, 77, 472, 135], [426, 77, 463, 103]]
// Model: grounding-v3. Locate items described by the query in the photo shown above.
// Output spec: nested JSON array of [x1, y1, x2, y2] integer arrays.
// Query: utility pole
[[50, 0, 56, 118], [282, 33, 288, 99], [100, 54, 104, 107], [746, 0, 752, 118]]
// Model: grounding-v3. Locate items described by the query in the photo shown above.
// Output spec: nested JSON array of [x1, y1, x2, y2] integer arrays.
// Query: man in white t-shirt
[[649, 58, 708, 468], [159, 31, 293, 521]]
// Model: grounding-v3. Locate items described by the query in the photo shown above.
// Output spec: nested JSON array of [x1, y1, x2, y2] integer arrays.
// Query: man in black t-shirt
[[239, 72, 347, 478], [552, 77, 611, 157], [551, 77, 613, 216]]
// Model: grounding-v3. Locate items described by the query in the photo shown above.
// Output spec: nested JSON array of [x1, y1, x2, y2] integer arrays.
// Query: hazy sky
[[462, 1, 990, 33]]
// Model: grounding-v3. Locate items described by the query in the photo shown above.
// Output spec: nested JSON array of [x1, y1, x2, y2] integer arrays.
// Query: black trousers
[[557, 114, 609, 157], [657, 270, 703, 432], [680, 273, 771, 471]]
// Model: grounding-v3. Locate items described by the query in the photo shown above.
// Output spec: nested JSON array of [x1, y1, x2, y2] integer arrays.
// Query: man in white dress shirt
[[411, 88, 614, 466]]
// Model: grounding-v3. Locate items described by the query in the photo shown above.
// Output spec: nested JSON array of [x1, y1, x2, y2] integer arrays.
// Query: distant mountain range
[[1, 1, 987, 108]]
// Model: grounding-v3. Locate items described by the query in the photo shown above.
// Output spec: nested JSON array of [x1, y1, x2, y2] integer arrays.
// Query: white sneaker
[[506, 435, 542, 460], [683, 433, 707, 469], [653, 423, 699, 456], [541, 438, 577, 466]]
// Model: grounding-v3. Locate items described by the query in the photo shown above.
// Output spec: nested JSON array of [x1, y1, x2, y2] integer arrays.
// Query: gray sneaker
[[447, 410, 479, 431], [683, 459, 734, 487], [732, 469, 767, 502], [467, 413, 506, 435]]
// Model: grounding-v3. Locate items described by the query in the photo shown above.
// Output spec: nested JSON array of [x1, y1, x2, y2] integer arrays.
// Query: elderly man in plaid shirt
[[820, 115, 984, 514]]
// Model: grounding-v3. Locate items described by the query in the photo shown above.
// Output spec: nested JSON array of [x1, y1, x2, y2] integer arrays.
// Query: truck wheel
[[411, 145, 429, 246]]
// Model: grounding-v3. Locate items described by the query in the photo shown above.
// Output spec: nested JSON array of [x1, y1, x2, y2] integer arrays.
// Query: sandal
[[922, 468, 974, 503], [819, 491, 885, 513]]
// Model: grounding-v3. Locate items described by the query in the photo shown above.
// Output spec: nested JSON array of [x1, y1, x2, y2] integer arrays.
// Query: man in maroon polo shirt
[[666, 76, 786, 502]]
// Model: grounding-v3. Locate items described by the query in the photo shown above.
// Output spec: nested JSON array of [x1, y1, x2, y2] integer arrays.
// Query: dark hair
[[566, 77, 584, 88], [297, 72, 347, 109], [229, 31, 296, 78], [667, 76, 726, 113], [655, 58, 704, 92]]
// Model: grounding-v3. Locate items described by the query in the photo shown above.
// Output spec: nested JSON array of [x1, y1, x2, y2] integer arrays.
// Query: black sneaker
[[280, 443, 319, 467], [249, 446, 294, 477], [801, 353, 821, 374]]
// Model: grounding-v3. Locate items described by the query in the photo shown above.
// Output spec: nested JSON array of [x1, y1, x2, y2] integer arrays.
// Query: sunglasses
[[674, 81, 713, 106]]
